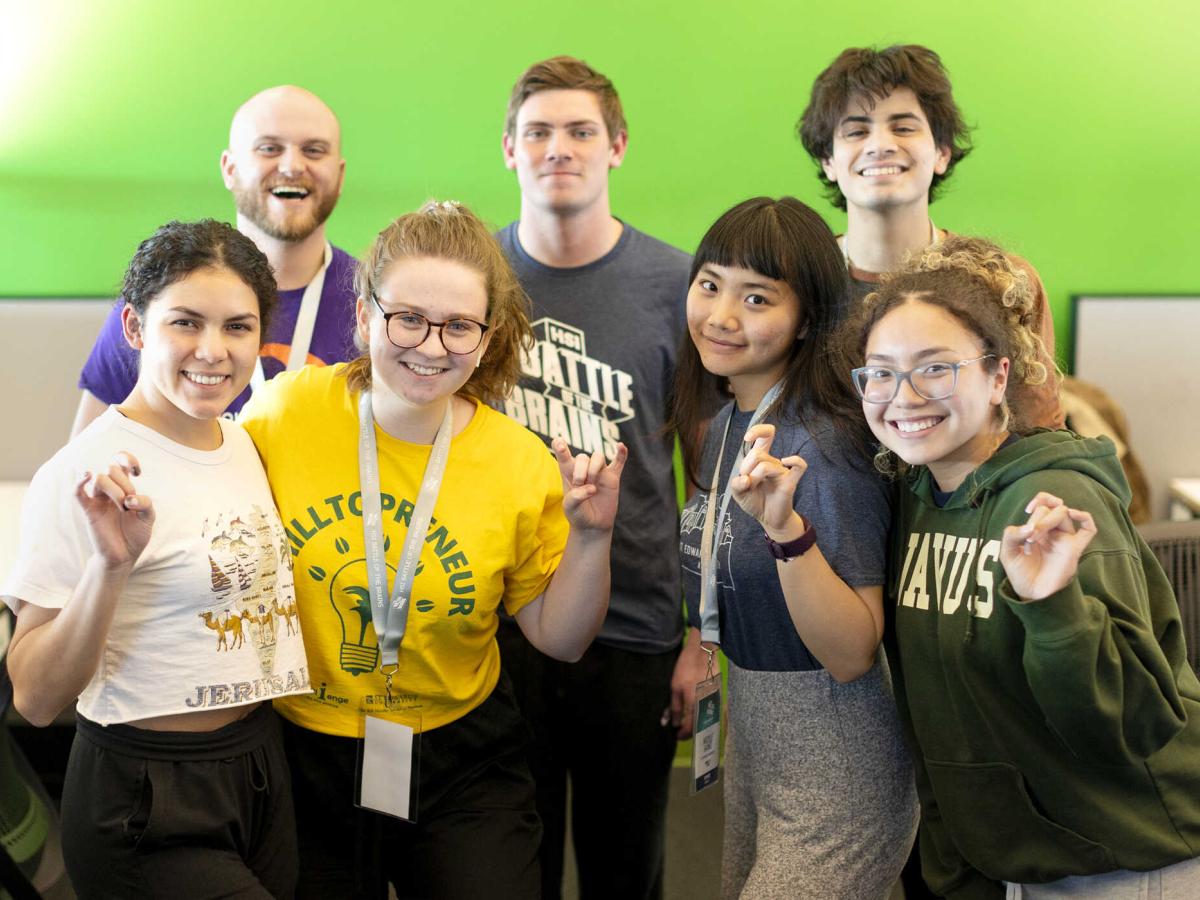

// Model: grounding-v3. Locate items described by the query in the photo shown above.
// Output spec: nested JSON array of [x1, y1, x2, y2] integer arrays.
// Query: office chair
[[1139, 519, 1200, 675]]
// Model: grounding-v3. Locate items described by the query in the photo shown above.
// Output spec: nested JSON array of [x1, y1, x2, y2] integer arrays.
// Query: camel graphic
[[272, 598, 299, 637], [199, 610, 245, 651], [249, 602, 276, 644]]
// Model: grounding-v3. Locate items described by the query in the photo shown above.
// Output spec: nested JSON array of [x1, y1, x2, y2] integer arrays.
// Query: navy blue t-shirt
[[681, 403, 890, 671]]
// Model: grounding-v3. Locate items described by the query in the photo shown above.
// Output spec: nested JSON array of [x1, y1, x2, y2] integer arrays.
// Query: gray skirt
[[722, 658, 918, 900]]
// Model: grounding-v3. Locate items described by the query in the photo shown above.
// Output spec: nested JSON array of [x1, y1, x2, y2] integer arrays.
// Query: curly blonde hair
[[845, 236, 1057, 473], [344, 200, 533, 406]]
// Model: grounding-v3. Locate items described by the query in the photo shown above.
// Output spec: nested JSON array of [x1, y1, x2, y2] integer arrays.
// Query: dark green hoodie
[[886, 430, 1200, 898]]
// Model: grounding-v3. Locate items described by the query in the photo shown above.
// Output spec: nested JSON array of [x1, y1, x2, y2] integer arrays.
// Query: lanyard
[[250, 241, 332, 392], [357, 391, 454, 674], [698, 380, 784, 644]]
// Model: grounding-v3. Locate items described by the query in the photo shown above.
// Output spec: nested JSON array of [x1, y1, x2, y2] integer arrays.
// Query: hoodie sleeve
[[1001, 527, 1189, 763]]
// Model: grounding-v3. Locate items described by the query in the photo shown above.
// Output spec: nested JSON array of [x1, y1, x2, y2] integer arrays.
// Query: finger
[[571, 452, 589, 487], [123, 493, 156, 522], [74, 471, 94, 505], [668, 690, 683, 728], [562, 484, 598, 511], [750, 459, 789, 483], [586, 448, 605, 483], [88, 473, 130, 507], [551, 437, 575, 477], [781, 457, 807, 490], [604, 442, 628, 479], [1022, 505, 1074, 552], [105, 463, 137, 498], [112, 451, 141, 478], [1067, 508, 1098, 549], [739, 446, 780, 477], [1024, 491, 1065, 515], [742, 423, 775, 448]]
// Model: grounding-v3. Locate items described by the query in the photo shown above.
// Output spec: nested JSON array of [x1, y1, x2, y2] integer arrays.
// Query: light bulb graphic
[[308, 534, 426, 677], [313, 557, 384, 676]]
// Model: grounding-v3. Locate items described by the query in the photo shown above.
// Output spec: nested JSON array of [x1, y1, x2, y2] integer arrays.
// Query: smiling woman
[[845, 236, 1200, 898], [238, 199, 629, 899], [671, 196, 918, 898], [2, 220, 310, 899]]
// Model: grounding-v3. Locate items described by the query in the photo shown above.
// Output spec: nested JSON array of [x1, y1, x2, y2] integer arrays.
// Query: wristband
[[764, 516, 816, 561]]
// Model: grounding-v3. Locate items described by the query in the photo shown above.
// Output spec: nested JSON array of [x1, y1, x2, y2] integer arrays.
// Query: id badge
[[355, 700, 422, 822], [691, 676, 721, 794]]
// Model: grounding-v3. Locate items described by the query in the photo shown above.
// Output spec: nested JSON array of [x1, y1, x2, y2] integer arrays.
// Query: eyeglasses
[[851, 355, 995, 403], [371, 293, 489, 355]]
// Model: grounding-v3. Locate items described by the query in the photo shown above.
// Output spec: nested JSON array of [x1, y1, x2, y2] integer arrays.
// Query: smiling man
[[495, 56, 691, 900], [72, 85, 358, 432], [798, 45, 1062, 428]]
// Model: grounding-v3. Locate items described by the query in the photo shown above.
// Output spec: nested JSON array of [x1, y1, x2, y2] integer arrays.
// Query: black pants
[[285, 672, 541, 900], [496, 620, 679, 900], [61, 704, 297, 900]]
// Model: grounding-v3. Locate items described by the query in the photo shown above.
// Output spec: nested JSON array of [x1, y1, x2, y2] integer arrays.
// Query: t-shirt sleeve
[[501, 451, 568, 616], [238, 375, 284, 468], [2, 459, 93, 612], [794, 437, 890, 588], [78, 302, 140, 405]]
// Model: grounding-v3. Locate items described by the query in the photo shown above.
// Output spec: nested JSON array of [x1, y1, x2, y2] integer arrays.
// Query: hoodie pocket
[[925, 760, 1116, 883]]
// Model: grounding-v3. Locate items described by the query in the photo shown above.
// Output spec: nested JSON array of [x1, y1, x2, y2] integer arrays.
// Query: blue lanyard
[[698, 380, 783, 644], [357, 391, 453, 671]]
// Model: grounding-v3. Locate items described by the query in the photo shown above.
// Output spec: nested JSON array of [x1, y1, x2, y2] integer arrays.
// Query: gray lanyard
[[357, 391, 453, 676], [698, 380, 784, 644]]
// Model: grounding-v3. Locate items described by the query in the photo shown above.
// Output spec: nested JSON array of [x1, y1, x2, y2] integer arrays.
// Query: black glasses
[[371, 293, 489, 355], [851, 355, 995, 403]]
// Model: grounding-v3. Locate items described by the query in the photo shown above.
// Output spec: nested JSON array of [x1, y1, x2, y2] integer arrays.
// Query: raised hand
[[730, 424, 808, 534], [75, 451, 156, 570], [552, 439, 628, 533], [1000, 491, 1097, 601]]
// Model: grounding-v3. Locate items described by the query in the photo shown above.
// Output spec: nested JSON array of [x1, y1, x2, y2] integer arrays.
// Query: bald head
[[229, 85, 341, 153], [221, 85, 345, 244]]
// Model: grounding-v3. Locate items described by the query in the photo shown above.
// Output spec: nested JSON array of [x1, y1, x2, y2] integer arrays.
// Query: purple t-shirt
[[79, 245, 359, 417]]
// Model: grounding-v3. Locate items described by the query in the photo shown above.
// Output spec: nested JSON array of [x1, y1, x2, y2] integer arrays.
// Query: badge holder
[[691, 647, 722, 794], [354, 664, 422, 822]]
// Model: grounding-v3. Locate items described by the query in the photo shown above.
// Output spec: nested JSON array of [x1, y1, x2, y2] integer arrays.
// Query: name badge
[[691, 676, 721, 794], [357, 713, 421, 822]]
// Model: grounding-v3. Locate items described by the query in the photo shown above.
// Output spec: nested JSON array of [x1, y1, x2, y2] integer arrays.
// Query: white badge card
[[691, 676, 722, 794], [356, 715, 421, 822]]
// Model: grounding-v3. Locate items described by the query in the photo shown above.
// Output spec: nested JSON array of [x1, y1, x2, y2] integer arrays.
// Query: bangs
[[689, 200, 791, 285]]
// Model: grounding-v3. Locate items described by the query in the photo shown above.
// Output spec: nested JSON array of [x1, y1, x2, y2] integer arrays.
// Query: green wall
[[2, 0, 1196, 363]]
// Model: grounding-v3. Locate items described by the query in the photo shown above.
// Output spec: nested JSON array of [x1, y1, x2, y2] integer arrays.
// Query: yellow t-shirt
[[241, 364, 567, 735]]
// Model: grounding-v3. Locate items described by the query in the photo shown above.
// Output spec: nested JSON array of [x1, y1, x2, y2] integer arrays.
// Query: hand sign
[[552, 439, 628, 533], [76, 451, 156, 570], [1000, 491, 1097, 601], [730, 424, 808, 534]]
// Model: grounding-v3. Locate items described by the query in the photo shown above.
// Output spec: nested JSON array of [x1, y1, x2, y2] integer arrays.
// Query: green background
[[2, 0, 1197, 363]]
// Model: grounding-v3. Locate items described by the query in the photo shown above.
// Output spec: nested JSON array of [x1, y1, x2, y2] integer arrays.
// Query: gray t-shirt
[[681, 403, 890, 671], [497, 222, 691, 653]]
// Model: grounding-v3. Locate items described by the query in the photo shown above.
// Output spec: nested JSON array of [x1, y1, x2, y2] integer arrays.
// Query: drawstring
[[962, 479, 995, 646], [248, 745, 269, 793]]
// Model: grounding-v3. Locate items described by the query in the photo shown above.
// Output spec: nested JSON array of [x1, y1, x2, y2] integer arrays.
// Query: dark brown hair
[[346, 201, 533, 406], [670, 197, 869, 489], [797, 45, 973, 211], [505, 56, 626, 141], [121, 219, 277, 340]]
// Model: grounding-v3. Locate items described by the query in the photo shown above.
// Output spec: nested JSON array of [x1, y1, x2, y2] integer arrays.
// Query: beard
[[232, 181, 339, 242]]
